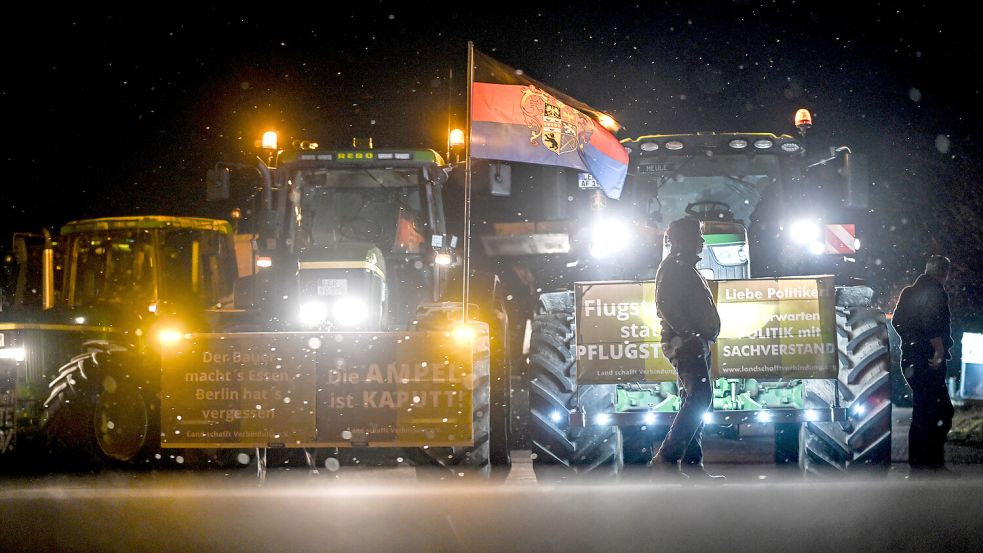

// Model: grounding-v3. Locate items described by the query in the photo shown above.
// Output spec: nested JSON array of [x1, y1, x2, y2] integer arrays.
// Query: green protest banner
[[574, 277, 837, 384]]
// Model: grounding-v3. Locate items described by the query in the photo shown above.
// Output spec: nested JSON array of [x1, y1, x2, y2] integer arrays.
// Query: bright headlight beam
[[0, 347, 26, 362], [589, 219, 631, 259], [452, 324, 476, 344], [332, 296, 369, 327], [790, 220, 821, 244], [434, 253, 453, 266], [157, 328, 183, 347], [299, 301, 329, 327]]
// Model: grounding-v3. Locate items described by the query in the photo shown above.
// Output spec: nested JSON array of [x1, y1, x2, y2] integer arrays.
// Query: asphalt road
[[2, 408, 982, 553], [2, 462, 983, 553]]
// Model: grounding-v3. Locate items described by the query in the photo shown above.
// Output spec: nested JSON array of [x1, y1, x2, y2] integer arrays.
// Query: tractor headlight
[[593, 413, 612, 426], [588, 219, 631, 259], [157, 328, 185, 347], [331, 296, 369, 327], [0, 347, 26, 362], [708, 244, 748, 266], [299, 301, 330, 327], [789, 220, 820, 244]]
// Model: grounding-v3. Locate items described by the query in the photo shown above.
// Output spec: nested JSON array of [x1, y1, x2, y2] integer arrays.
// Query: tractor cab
[[624, 133, 804, 280], [51, 217, 238, 326], [210, 142, 456, 331], [279, 149, 453, 330]]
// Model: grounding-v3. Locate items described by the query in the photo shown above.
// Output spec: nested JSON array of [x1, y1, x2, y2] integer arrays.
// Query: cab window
[[70, 230, 155, 307], [160, 229, 235, 308]]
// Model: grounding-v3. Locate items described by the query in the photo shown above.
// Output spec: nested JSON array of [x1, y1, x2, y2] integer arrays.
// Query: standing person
[[892, 255, 957, 476], [650, 218, 724, 482]]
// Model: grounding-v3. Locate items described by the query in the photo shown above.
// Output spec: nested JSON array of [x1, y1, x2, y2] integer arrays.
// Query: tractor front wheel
[[528, 291, 623, 481], [800, 287, 892, 476]]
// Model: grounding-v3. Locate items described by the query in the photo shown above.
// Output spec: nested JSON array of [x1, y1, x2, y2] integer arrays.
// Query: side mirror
[[490, 163, 512, 196], [424, 165, 449, 187], [206, 166, 231, 201]]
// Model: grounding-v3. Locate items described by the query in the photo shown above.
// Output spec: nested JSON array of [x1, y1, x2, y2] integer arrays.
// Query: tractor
[[0, 216, 245, 467], [453, 119, 891, 479], [182, 136, 512, 477]]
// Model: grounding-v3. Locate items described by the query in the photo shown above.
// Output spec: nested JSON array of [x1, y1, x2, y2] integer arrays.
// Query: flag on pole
[[468, 49, 629, 199]]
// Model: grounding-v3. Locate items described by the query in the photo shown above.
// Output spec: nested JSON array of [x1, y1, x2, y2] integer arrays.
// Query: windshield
[[293, 169, 428, 254], [159, 228, 236, 308], [634, 154, 781, 228], [69, 230, 155, 307]]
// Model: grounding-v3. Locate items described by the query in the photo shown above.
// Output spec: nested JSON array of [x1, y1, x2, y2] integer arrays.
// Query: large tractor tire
[[800, 286, 892, 476], [528, 291, 622, 481], [413, 321, 492, 480], [434, 272, 514, 472], [43, 341, 159, 468]]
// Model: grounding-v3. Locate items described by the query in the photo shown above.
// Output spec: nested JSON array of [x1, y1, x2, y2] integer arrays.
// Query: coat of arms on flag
[[520, 87, 594, 155], [468, 46, 629, 199]]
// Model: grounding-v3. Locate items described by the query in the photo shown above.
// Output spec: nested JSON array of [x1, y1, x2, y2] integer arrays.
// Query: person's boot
[[680, 464, 726, 485], [647, 459, 688, 483]]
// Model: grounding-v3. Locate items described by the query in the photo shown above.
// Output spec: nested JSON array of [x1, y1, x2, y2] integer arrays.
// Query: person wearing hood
[[650, 218, 724, 483]]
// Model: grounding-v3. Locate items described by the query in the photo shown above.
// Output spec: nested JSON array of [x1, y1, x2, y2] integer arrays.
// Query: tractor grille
[[697, 253, 748, 281], [18, 330, 47, 386]]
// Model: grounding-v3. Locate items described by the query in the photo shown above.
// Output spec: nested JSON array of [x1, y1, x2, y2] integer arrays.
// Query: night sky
[[3, 3, 980, 327]]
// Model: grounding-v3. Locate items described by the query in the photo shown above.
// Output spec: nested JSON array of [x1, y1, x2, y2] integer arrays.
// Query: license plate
[[317, 279, 348, 296], [577, 172, 599, 189]]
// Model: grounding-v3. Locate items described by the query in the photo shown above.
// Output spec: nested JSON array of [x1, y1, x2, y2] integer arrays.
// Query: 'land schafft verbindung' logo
[[520, 86, 594, 155]]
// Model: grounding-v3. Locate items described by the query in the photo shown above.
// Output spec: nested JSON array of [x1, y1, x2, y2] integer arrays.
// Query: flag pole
[[445, 67, 453, 162], [462, 41, 474, 324]]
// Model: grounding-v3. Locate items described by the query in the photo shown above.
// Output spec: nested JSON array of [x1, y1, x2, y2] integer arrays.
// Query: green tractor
[[188, 137, 512, 478], [0, 216, 245, 467], [498, 128, 890, 479]]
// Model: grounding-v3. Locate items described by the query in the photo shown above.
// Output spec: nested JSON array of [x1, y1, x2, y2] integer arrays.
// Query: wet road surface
[[3, 461, 983, 553], [3, 407, 982, 553]]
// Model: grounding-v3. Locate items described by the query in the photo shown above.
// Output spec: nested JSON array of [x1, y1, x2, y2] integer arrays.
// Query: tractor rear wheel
[[800, 286, 892, 476], [528, 291, 622, 481], [43, 342, 159, 468], [92, 377, 150, 462]]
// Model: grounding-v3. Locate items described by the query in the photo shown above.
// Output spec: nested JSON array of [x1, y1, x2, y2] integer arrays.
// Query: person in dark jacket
[[892, 255, 956, 476], [650, 218, 724, 482]]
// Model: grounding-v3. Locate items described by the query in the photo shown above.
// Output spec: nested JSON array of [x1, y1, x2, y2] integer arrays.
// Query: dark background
[[2, 2, 979, 339]]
